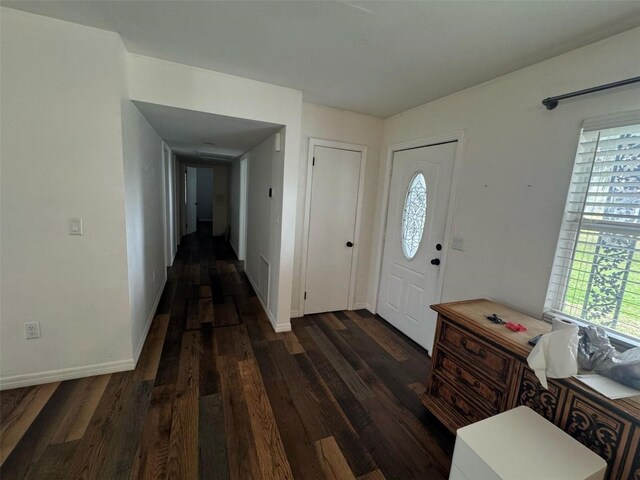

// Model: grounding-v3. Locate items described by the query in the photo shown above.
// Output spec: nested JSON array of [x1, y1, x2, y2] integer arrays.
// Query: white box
[[450, 406, 607, 480]]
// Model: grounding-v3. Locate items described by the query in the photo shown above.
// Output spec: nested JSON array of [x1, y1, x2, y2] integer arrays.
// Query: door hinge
[[304, 291, 307, 300], [312, 157, 315, 166]]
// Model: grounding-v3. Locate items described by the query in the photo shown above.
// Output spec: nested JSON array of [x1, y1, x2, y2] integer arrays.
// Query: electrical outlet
[[24, 322, 40, 339]]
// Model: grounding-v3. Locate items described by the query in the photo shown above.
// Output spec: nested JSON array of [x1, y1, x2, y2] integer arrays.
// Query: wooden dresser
[[421, 299, 640, 480]]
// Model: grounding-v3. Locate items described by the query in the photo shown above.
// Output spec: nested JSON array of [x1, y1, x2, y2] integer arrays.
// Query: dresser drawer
[[560, 391, 633, 480], [438, 319, 511, 382], [433, 347, 505, 412], [427, 375, 490, 427]]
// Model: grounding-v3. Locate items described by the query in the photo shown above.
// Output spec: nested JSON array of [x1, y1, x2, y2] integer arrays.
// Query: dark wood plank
[[100, 380, 154, 479], [199, 393, 229, 480], [0, 381, 71, 478], [305, 325, 373, 402], [217, 354, 261, 480], [64, 371, 136, 479], [238, 358, 294, 480], [166, 330, 200, 480], [129, 385, 175, 480], [25, 440, 79, 480]]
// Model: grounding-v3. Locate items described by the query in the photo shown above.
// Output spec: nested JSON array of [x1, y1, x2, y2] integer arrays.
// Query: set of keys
[[485, 313, 528, 332]]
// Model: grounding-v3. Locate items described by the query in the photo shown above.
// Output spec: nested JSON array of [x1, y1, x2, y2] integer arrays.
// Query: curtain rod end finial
[[542, 98, 559, 110]]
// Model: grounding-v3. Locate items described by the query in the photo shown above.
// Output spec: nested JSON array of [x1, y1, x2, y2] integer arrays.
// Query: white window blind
[[545, 112, 640, 342]]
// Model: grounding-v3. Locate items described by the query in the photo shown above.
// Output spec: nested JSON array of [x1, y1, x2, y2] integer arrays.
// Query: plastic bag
[[577, 325, 640, 390]]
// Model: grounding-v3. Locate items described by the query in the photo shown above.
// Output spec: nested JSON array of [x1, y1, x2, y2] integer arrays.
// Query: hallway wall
[[244, 131, 285, 322], [128, 53, 302, 329], [121, 98, 167, 360], [0, 8, 133, 387]]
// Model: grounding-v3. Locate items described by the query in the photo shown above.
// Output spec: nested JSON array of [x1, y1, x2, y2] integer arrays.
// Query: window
[[546, 111, 640, 342], [402, 172, 427, 259]]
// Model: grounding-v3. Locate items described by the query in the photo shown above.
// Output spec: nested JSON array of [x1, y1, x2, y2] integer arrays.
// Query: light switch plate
[[68, 217, 83, 235]]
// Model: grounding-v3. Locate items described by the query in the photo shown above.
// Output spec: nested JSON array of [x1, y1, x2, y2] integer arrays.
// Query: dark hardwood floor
[[0, 223, 454, 479]]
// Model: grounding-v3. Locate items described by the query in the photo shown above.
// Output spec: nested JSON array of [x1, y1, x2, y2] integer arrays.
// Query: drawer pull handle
[[451, 394, 472, 418], [455, 367, 481, 389], [460, 338, 487, 358]]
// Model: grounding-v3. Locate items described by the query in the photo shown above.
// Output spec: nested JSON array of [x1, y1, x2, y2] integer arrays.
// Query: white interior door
[[185, 166, 197, 235], [378, 142, 457, 352], [304, 146, 361, 314]]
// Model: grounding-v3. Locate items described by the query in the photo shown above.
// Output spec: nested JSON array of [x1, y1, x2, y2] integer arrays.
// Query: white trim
[[0, 359, 134, 391], [290, 309, 300, 318], [352, 302, 375, 313], [299, 138, 368, 316], [274, 322, 292, 333], [238, 156, 249, 261], [372, 131, 466, 313], [162, 142, 174, 267], [133, 276, 167, 364]]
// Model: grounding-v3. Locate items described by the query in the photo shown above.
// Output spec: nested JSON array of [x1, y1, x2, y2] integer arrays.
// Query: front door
[[304, 146, 362, 314], [377, 142, 457, 352]]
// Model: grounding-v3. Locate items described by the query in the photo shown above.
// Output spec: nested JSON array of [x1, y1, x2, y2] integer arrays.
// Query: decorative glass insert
[[402, 172, 428, 259]]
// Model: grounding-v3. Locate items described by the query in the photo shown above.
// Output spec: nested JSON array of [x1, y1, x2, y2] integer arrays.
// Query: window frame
[[545, 110, 640, 348]]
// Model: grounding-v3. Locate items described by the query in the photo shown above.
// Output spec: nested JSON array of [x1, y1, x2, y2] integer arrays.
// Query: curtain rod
[[541, 76, 640, 110]]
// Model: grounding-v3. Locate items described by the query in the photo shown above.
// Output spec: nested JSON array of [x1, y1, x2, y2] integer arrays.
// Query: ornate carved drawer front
[[513, 366, 567, 424], [561, 391, 632, 479], [428, 375, 490, 428], [433, 347, 505, 412], [621, 427, 640, 480], [439, 320, 511, 382]]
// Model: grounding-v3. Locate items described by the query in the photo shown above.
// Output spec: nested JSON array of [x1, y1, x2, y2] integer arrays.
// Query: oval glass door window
[[401, 172, 427, 259]]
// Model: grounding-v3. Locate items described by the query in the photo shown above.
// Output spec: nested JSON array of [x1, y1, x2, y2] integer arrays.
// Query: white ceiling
[[133, 101, 281, 160], [4, 1, 640, 117]]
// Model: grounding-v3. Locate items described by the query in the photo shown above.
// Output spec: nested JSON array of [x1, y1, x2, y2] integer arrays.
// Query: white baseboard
[[133, 277, 167, 364], [352, 302, 375, 314], [0, 276, 169, 391], [274, 322, 292, 332], [290, 309, 300, 318], [245, 268, 288, 333], [0, 358, 134, 391]]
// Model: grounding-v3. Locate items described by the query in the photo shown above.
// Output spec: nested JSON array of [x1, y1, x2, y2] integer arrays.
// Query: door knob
[[346, 241, 354, 247], [430, 258, 440, 265]]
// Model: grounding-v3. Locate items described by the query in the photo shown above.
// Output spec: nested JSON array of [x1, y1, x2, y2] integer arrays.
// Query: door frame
[[238, 155, 249, 260], [372, 131, 467, 314], [299, 138, 368, 316]]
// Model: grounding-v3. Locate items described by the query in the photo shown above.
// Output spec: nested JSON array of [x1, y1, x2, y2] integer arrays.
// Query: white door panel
[[305, 146, 361, 314], [378, 142, 457, 352]]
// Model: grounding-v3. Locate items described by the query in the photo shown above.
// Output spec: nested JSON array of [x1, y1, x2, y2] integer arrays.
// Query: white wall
[[379, 26, 640, 319], [245, 131, 285, 323], [127, 54, 302, 329], [0, 8, 133, 387], [163, 143, 177, 265], [197, 167, 213, 221], [121, 99, 167, 361], [294, 103, 384, 314], [229, 157, 242, 255]]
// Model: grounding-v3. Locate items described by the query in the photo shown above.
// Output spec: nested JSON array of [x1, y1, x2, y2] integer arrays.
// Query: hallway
[[1, 225, 454, 479]]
